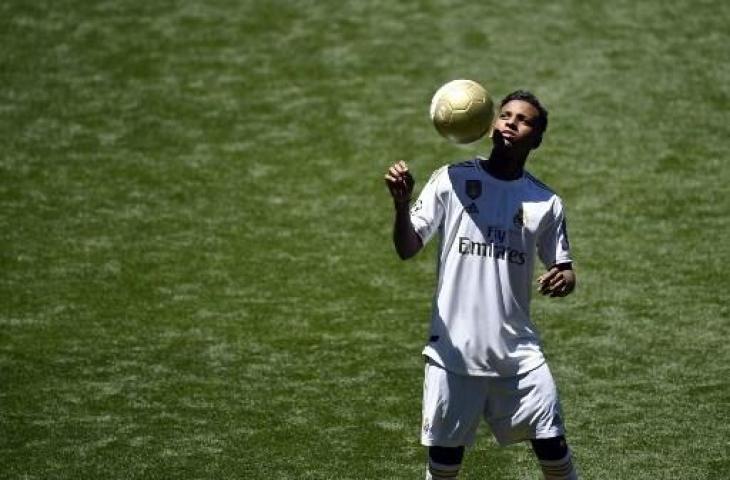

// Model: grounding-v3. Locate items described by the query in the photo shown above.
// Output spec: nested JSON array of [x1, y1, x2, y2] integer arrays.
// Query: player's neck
[[482, 150, 528, 181]]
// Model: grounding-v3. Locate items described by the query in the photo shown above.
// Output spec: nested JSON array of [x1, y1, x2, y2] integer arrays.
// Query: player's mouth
[[500, 130, 516, 138]]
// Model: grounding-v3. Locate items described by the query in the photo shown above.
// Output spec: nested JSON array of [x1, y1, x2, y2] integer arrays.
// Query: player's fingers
[[389, 166, 403, 180], [537, 267, 558, 286], [394, 163, 408, 175], [556, 278, 572, 296], [550, 282, 566, 294], [541, 279, 564, 296], [384, 173, 398, 184], [550, 286, 568, 298], [549, 273, 564, 288]]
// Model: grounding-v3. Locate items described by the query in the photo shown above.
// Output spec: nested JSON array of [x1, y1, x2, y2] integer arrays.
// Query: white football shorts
[[420, 359, 565, 447]]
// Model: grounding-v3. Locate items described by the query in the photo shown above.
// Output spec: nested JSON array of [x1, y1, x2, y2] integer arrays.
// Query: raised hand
[[384, 160, 415, 206]]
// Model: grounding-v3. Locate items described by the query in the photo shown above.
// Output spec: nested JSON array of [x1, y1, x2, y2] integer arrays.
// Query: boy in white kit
[[384, 90, 578, 479]]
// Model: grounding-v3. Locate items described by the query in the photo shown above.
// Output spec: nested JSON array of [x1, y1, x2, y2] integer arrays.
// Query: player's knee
[[429, 445, 465, 465], [531, 436, 569, 461], [427, 446, 464, 480]]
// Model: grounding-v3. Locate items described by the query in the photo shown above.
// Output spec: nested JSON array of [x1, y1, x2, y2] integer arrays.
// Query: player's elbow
[[395, 245, 419, 260], [394, 235, 422, 260]]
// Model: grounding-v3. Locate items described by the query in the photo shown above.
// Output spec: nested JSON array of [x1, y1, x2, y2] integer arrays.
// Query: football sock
[[425, 459, 461, 479], [537, 450, 578, 479]]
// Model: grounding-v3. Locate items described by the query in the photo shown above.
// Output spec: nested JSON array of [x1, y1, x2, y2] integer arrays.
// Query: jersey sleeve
[[410, 166, 448, 245], [537, 196, 572, 268]]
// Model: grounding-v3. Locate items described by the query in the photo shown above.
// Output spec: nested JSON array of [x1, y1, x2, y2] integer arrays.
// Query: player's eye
[[515, 114, 533, 127]]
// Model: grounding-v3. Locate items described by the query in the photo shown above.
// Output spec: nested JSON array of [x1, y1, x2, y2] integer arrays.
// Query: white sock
[[425, 459, 460, 479], [538, 451, 578, 479]]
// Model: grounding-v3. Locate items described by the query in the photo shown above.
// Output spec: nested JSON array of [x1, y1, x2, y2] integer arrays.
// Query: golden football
[[430, 79, 495, 144]]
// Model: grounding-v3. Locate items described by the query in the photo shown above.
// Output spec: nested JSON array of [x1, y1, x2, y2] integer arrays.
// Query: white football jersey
[[411, 158, 572, 377]]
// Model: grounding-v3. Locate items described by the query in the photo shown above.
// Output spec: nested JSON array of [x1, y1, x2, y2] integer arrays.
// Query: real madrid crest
[[466, 180, 482, 200], [513, 206, 525, 228]]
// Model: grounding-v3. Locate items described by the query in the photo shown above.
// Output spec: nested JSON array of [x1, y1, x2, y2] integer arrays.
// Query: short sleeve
[[537, 196, 572, 268], [410, 166, 448, 245]]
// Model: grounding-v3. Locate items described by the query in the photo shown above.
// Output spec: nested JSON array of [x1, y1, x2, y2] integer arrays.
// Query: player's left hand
[[537, 265, 576, 297]]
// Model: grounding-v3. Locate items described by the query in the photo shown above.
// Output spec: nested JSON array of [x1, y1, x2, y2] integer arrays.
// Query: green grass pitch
[[1, 1, 729, 478]]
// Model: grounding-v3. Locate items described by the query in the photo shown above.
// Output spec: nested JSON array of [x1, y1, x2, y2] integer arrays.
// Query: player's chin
[[491, 135, 509, 149]]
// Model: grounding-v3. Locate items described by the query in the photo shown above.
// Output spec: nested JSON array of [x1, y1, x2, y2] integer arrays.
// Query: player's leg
[[421, 359, 486, 479], [482, 363, 578, 478], [426, 446, 464, 480], [531, 436, 578, 480]]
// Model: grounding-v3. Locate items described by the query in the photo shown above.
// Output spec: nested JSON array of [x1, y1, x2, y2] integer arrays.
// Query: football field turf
[[1, 1, 728, 478]]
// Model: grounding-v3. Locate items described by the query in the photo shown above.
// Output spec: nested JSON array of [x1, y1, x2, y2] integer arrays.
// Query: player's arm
[[384, 161, 422, 260], [537, 263, 576, 297], [536, 196, 575, 298]]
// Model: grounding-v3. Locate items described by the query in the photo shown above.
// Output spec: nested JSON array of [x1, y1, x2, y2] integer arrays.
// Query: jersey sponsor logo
[[410, 199, 423, 213], [458, 236, 526, 265], [484, 225, 507, 244], [465, 179, 482, 200], [465, 202, 479, 214]]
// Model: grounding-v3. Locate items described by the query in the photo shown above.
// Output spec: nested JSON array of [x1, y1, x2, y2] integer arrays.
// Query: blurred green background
[[1, 1, 728, 478]]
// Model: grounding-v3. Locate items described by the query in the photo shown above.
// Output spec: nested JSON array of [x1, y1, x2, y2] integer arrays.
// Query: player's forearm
[[393, 202, 422, 260]]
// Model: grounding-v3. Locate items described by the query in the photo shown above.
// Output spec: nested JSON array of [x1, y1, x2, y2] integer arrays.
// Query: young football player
[[384, 90, 578, 479]]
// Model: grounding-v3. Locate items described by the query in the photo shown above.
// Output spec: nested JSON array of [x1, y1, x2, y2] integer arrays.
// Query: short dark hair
[[500, 90, 548, 144]]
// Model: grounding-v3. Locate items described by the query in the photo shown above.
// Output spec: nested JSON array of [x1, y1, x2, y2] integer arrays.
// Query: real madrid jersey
[[410, 157, 572, 377]]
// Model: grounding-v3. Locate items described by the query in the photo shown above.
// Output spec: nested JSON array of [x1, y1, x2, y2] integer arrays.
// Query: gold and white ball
[[430, 79, 495, 144]]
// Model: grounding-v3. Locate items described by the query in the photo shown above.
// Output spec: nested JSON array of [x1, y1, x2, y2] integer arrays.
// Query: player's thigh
[[421, 359, 487, 448], [484, 363, 565, 446]]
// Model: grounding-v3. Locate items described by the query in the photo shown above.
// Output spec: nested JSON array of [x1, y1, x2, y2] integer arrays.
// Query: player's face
[[493, 100, 541, 150]]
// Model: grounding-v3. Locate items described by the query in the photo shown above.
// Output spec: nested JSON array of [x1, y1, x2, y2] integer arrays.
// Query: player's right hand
[[384, 160, 415, 206]]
